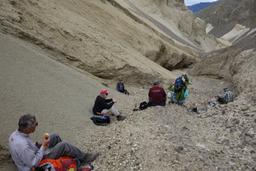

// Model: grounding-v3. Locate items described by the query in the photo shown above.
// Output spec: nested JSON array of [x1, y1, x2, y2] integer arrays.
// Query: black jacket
[[92, 95, 114, 115]]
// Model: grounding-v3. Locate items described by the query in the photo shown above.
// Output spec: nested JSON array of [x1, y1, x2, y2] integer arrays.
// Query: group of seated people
[[91, 74, 190, 120], [8, 74, 192, 170], [146, 74, 190, 107], [9, 74, 235, 171]]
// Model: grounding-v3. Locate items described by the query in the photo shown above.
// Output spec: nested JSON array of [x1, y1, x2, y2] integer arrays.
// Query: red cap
[[100, 89, 109, 95]]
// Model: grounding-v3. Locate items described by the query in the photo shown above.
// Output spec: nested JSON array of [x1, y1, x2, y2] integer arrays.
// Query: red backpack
[[38, 156, 77, 171]]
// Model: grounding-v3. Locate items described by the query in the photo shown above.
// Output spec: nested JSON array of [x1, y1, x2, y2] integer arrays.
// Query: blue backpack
[[90, 115, 110, 126], [174, 77, 184, 92]]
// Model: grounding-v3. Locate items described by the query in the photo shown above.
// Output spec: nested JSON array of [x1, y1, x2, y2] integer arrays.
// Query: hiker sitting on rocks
[[169, 74, 190, 105], [217, 88, 234, 104], [9, 114, 99, 171], [148, 80, 166, 106], [92, 89, 126, 121], [116, 80, 129, 95]]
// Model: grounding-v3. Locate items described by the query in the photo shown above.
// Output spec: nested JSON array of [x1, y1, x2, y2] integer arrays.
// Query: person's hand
[[112, 99, 117, 103], [35, 142, 42, 149], [42, 133, 50, 149]]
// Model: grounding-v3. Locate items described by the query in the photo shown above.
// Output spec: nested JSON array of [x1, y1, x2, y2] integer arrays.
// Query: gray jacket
[[9, 130, 44, 171]]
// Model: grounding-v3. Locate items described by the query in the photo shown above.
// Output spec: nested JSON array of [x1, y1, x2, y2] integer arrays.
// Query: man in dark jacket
[[148, 80, 166, 106], [92, 89, 126, 121]]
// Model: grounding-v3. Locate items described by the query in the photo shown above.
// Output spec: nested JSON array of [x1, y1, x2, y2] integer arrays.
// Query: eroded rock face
[[161, 0, 185, 6], [192, 0, 256, 97], [124, 0, 223, 52], [0, 0, 205, 84], [191, 44, 256, 99], [145, 44, 197, 70], [197, 0, 256, 37]]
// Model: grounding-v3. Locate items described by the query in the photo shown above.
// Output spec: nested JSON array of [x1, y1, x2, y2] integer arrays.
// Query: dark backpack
[[139, 101, 148, 110], [90, 115, 110, 126], [174, 77, 184, 92]]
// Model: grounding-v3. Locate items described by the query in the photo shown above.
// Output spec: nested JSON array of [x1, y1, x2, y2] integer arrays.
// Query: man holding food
[[8, 114, 98, 171]]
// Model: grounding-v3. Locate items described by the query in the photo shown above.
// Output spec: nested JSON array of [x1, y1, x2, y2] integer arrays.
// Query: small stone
[[245, 128, 255, 138], [241, 106, 249, 111], [175, 146, 184, 153]]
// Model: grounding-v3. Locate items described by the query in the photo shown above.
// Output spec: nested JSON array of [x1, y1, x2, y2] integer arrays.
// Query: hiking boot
[[82, 153, 99, 164], [78, 164, 94, 171], [116, 115, 126, 121]]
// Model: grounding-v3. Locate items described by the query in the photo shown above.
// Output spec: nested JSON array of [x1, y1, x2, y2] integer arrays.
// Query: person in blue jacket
[[116, 80, 129, 95]]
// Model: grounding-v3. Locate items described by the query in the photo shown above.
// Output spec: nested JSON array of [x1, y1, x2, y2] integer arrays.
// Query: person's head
[[99, 89, 109, 98], [153, 80, 160, 86], [18, 114, 38, 134]]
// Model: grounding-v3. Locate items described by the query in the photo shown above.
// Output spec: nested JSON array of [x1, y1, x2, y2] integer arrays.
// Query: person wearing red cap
[[92, 89, 126, 121]]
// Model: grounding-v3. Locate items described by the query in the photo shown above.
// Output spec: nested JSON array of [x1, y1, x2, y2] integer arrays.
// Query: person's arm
[[184, 75, 190, 85], [168, 85, 174, 92], [19, 144, 44, 168], [103, 99, 114, 109], [35, 142, 42, 149], [121, 83, 125, 92], [105, 98, 113, 103], [148, 89, 152, 102], [162, 88, 167, 102], [116, 83, 120, 91]]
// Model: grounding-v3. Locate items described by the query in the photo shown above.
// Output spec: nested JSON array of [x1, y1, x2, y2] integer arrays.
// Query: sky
[[185, 0, 218, 6]]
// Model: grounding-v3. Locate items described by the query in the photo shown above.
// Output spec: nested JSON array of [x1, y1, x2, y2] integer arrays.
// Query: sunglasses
[[28, 121, 38, 129]]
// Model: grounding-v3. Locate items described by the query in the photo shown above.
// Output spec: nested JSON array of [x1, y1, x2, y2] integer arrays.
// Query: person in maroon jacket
[[148, 80, 166, 106]]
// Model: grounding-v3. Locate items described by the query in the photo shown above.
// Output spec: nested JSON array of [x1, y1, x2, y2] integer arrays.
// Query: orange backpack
[[38, 156, 77, 171]]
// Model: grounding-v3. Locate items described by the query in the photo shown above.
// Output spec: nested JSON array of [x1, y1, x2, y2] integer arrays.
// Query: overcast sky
[[185, 0, 218, 6]]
